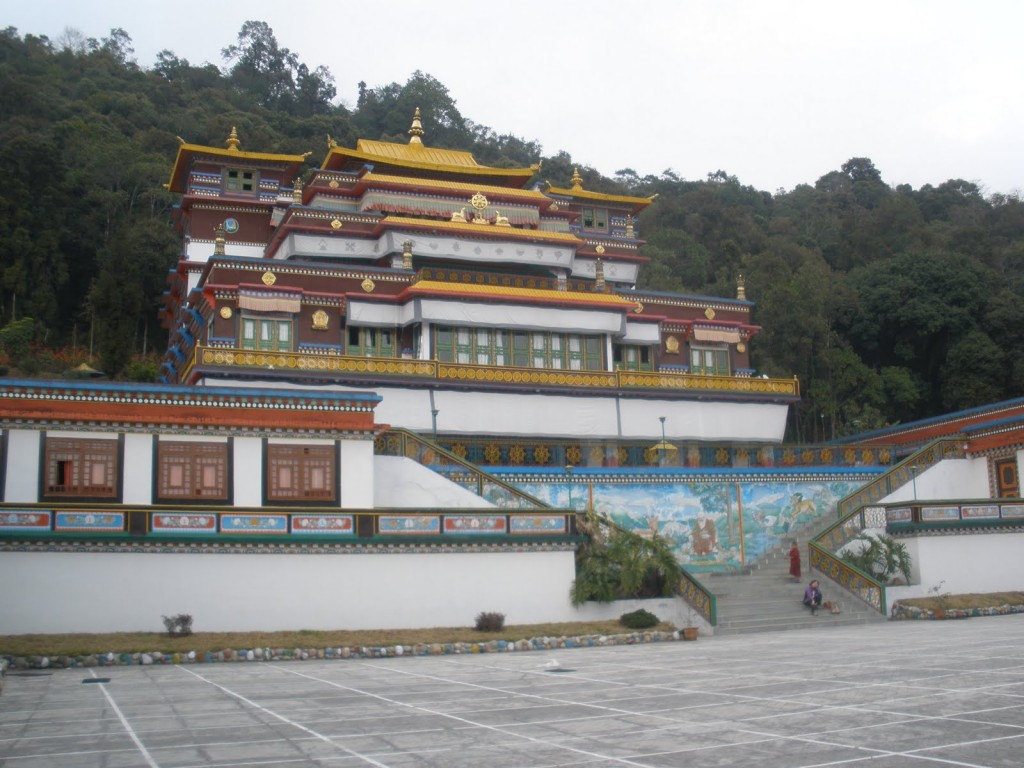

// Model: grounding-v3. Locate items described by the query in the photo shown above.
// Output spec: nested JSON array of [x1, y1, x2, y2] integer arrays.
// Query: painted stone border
[[1, 630, 685, 674], [890, 602, 1024, 620]]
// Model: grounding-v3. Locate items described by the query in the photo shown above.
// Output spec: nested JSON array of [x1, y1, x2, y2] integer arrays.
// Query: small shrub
[[162, 614, 193, 637], [619, 608, 659, 629], [474, 611, 505, 632]]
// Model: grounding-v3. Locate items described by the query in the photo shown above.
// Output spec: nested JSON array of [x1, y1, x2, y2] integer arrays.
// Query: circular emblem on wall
[[223, 218, 239, 234], [470, 192, 489, 211], [219, 306, 233, 319], [262, 271, 276, 286], [312, 309, 329, 330], [736, 342, 747, 353], [704, 307, 716, 320], [361, 278, 375, 293]]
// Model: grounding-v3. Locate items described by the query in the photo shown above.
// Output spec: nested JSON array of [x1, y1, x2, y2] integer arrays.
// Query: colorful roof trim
[[404, 280, 642, 309], [380, 216, 581, 244]]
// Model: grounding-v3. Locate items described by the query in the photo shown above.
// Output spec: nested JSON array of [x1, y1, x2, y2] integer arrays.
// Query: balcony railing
[[189, 346, 800, 399]]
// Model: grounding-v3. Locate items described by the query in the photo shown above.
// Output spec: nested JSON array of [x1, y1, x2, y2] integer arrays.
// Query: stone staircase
[[706, 525, 889, 636]]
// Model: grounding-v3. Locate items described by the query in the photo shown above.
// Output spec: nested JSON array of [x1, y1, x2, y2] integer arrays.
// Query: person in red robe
[[788, 541, 801, 581]]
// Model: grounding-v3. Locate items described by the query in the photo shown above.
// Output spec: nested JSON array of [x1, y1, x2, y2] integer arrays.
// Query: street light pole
[[431, 409, 439, 442], [659, 416, 667, 467], [565, 464, 574, 509]]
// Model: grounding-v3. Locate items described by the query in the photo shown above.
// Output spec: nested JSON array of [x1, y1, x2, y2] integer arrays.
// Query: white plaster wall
[[374, 456, 494, 508], [881, 457, 990, 503], [340, 440, 374, 508], [0, 549, 577, 633], [232, 437, 263, 506], [122, 434, 153, 504], [213, 378, 789, 442], [887, 532, 1024, 603], [5, 430, 40, 502]]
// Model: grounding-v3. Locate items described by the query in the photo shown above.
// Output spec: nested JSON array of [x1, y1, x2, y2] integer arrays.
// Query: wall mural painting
[[515, 479, 863, 573]]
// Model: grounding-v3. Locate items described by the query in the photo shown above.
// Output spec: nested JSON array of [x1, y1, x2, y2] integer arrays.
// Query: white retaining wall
[[887, 533, 1024, 603], [881, 456, 990, 503], [0, 548, 578, 634]]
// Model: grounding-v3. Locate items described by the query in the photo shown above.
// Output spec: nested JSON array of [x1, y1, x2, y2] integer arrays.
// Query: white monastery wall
[[232, 437, 264, 506], [880, 456, 990, 503], [340, 440, 375, 507], [0, 549, 577, 633], [887, 533, 1024, 602], [5, 430, 40, 502], [218, 380, 790, 442], [122, 433, 152, 504], [373, 456, 494, 508]]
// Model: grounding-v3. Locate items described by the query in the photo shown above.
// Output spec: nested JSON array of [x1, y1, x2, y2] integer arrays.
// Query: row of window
[[435, 327, 604, 370], [44, 438, 335, 504], [236, 315, 731, 375]]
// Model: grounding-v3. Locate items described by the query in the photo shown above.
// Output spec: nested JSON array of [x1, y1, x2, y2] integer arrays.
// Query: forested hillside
[[1, 22, 1022, 441]]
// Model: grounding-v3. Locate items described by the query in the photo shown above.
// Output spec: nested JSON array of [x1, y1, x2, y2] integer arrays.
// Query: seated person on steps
[[803, 579, 823, 616]]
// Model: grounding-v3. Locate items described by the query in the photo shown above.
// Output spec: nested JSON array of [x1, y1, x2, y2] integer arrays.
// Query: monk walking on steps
[[788, 540, 801, 581]]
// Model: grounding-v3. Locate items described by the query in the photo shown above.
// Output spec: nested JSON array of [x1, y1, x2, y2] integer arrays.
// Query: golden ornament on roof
[[331, 219, 343, 230], [262, 271, 276, 286], [470, 192, 488, 211], [361, 278, 375, 293], [705, 307, 716, 320]]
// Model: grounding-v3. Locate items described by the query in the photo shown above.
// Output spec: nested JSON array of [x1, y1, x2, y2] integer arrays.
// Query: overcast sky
[[7, 1, 1022, 195]]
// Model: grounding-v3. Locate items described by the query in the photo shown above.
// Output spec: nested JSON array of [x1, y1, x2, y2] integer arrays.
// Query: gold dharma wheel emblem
[[262, 271, 277, 286], [470, 192, 489, 211], [361, 278, 375, 292], [219, 306, 233, 319]]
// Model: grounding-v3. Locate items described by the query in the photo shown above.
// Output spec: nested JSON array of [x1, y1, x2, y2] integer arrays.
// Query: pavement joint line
[[82, 668, 162, 768], [273, 662, 662, 768], [178, 665, 395, 768]]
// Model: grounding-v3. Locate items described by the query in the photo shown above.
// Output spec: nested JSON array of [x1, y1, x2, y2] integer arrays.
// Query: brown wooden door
[[995, 458, 1020, 497]]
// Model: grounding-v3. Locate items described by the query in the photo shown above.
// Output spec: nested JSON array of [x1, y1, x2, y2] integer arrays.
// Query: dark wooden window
[[44, 437, 118, 498], [267, 444, 336, 503], [224, 167, 258, 193], [157, 441, 228, 501]]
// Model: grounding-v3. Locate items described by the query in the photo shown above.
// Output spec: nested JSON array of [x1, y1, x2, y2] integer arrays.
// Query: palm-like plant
[[571, 511, 685, 606]]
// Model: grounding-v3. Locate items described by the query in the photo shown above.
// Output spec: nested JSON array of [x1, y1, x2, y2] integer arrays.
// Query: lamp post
[[565, 464, 574, 509], [659, 416, 667, 467], [430, 409, 439, 442]]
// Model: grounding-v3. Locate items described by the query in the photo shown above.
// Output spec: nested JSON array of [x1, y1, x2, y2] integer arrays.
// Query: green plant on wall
[[841, 533, 912, 584], [571, 510, 684, 605]]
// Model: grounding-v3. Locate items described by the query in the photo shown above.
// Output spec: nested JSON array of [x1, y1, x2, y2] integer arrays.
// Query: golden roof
[[166, 128, 309, 193], [545, 167, 656, 210], [321, 109, 538, 180], [407, 280, 641, 308], [381, 216, 580, 243]]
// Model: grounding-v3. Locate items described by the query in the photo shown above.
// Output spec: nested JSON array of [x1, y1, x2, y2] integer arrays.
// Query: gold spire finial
[[213, 222, 226, 255], [402, 240, 414, 269], [570, 168, 583, 191], [737, 274, 747, 301], [292, 178, 303, 205], [327, 134, 337, 148], [226, 127, 240, 152], [408, 107, 424, 145], [625, 215, 635, 238]]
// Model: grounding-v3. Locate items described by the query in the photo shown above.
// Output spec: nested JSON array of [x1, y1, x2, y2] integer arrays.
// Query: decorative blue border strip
[[221, 514, 289, 534], [55, 511, 125, 532], [379, 515, 440, 534], [0, 510, 52, 531]]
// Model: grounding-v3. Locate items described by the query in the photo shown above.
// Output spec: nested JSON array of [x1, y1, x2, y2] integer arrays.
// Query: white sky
[[6, 0, 1023, 195]]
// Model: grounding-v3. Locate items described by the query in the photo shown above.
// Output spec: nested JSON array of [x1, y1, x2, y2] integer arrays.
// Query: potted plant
[[682, 606, 699, 641]]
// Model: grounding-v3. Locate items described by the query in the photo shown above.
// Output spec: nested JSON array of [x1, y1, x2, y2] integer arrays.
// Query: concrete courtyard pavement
[[2, 614, 1024, 768]]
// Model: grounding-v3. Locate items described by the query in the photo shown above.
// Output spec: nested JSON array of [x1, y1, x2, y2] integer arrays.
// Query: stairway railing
[[810, 437, 967, 615]]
